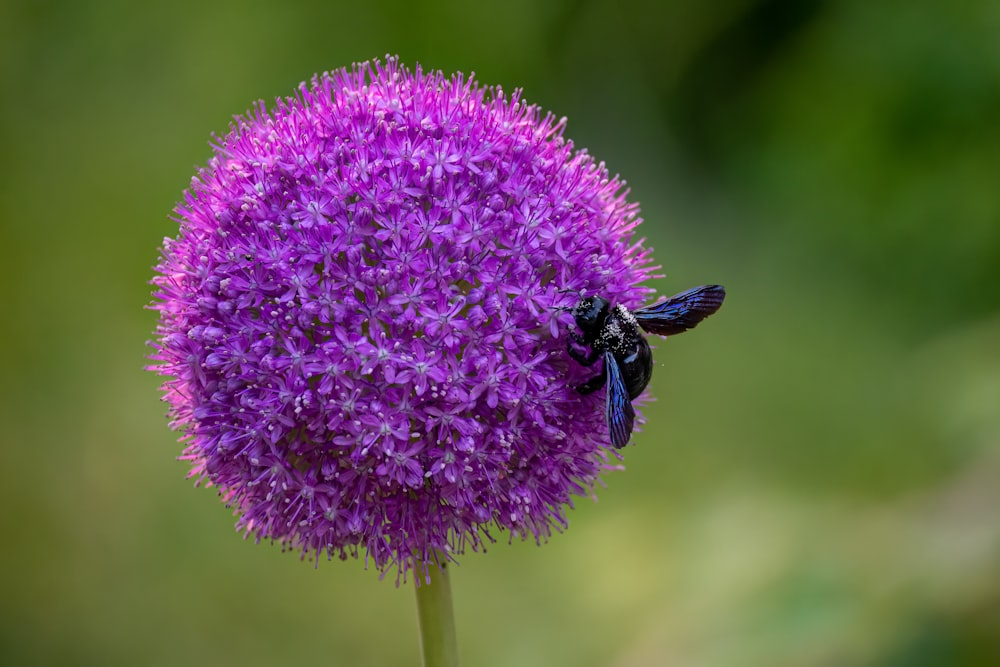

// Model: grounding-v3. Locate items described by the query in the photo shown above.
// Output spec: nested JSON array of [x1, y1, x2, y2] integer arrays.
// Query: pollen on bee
[[615, 304, 637, 326]]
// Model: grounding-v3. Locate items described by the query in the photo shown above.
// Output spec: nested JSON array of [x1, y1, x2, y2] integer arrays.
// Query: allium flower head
[[150, 57, 657, 580]]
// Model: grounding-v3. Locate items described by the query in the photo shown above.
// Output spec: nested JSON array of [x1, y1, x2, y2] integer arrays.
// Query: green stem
[[414, 555, 459, 667]]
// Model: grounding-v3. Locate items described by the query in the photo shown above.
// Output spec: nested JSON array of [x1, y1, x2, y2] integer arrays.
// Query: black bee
[[566, 285, 726, 449]]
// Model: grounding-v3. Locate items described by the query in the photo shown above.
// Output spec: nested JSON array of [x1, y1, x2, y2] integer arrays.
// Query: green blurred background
[[2, 1, 998, 665]]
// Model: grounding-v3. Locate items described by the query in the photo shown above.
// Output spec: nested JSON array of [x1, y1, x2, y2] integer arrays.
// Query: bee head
[[571, 295, 610, 336]]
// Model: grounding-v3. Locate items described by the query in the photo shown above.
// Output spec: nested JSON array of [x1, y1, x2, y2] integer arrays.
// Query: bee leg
[[575, 366, 607, 395], [567, 338, 601, 366]]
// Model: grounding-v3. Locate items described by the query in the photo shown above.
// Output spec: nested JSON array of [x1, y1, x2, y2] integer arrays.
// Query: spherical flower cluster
[[150, 57, 657, 580]]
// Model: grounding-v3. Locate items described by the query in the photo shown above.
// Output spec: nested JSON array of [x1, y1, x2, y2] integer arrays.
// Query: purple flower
[[149, 57, 657, 581]]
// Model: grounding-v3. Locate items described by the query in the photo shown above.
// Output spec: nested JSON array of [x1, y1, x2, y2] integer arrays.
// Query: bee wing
[[633, 284, 725, 336], [604, 351, 636, 449]]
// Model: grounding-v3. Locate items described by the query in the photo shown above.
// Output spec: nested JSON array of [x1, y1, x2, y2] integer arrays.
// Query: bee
[[566, 285, 725, 448]]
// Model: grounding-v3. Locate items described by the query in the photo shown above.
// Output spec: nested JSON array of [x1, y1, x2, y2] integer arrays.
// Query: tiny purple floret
[[149, 57, 657, 581]]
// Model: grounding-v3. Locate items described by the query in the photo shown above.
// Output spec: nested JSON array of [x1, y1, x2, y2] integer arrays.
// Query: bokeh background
[[2, 1, 999, 665]]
